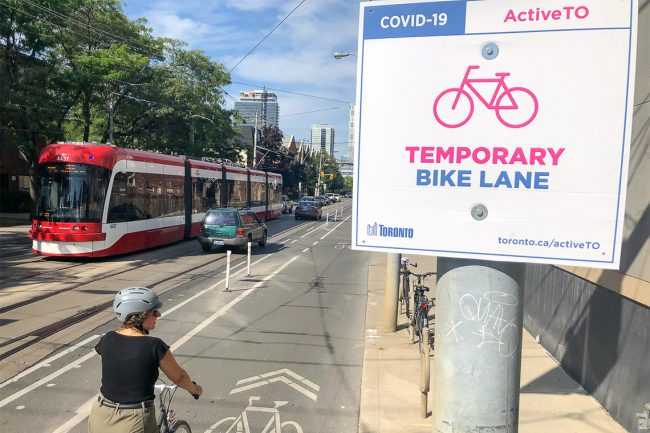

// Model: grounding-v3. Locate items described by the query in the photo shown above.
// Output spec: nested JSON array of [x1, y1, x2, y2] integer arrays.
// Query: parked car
[[325, 193, 337, 203], [295, 200, 322, 220], [198, 208, 267, 252], [344, 191, 352, 198], [314, 196, 328, 207], [301, 195, 314, 202], [282, 195, 295, 214]]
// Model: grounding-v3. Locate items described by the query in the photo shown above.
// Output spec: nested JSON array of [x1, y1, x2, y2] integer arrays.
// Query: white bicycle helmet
[[401, 257, 410, 265], [113, 286, 163, 322]]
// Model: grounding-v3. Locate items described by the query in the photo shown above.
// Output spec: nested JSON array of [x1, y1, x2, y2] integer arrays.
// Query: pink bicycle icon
[[433, 65, 539, 128]]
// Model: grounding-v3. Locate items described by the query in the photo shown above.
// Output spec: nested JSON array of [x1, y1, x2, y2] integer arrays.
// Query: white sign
[[351, 0, 638, 269]]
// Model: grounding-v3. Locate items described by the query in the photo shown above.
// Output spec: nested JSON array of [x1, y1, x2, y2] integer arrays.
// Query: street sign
[[351, 0, 638, 269]]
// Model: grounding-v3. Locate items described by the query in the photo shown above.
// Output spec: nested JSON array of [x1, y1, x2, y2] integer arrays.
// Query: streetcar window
[[36, 163, 110, 223], [251, 181, 265, 207], [268, 178, 282, 204], [107, 172, 149, 222], [227, 179, 248, 208], [193, 177, 223, 213]]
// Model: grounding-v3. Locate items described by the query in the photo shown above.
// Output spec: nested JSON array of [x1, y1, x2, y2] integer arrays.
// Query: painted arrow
[[229, 369, 320, 401]]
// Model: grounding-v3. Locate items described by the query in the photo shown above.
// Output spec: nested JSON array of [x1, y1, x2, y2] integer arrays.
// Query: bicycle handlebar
[[410, 271, 435, 279]]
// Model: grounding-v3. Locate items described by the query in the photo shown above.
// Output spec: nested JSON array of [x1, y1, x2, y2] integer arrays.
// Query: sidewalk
[[358, 253, 627, 433]]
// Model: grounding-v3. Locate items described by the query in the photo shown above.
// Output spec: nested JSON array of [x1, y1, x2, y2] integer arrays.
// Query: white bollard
[[224, 250, 232, 292], [326, 213, 329, 224], [334, 209, 337, 221], [246, 241, 252, 277]]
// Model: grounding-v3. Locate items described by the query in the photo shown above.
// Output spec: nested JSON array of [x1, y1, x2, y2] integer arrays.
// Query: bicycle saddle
[[494, 72, 510, 77]]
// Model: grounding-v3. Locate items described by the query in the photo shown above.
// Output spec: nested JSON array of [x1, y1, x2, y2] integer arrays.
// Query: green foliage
[[1, 0, 239, 163]]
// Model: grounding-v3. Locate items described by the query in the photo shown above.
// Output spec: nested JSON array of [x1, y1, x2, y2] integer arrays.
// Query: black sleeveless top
[[95, 331, 170, 403]]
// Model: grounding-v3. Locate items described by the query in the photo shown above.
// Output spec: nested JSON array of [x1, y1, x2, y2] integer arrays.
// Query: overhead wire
[[228, 0, 308, 73]]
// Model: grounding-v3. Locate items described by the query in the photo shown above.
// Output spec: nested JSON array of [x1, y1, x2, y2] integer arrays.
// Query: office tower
[[310, 124, 335, 155], [234, 90, 280, 128]]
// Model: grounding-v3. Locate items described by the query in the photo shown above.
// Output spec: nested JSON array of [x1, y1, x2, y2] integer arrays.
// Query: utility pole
[[316, 151, 323, 196], [252, 112, 258, 168], [432, 258, 524, 433]]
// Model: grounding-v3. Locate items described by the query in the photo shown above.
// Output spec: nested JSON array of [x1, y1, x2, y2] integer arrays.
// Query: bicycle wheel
[[171, 420, 192, 433], [433, 88, 474, 128], [419, 327, 431, 393], [495, 87, 538, 128], [270, 420, 304, 433], [402, 274, 410, 317]]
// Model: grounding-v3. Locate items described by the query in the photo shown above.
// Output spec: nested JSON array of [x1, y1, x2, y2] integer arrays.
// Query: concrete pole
[[383, 252, 401, 332], [432, 258, 524, 433]]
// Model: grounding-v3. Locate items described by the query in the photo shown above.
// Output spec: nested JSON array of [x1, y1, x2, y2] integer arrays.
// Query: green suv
[[198, 208, 267, 252]]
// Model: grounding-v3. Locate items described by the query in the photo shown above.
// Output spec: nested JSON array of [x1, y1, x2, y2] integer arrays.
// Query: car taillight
[[236, 227, 245, 237]]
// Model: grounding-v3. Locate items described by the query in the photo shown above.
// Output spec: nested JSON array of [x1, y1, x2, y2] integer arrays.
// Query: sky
[[122, 0, 362, 161]]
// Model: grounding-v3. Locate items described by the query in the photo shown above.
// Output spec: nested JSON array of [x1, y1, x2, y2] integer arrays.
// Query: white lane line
[[302, 248, 309, 253], [0, 335, 100, 389], [320, 216, 351, 240], [50, 254, 300, 433], [171, 255, 298, 350], [51, 396, 96, 433], [312, 241, 319, 246], [3, 256, 271, 412], [290, 240, 298, 244], [300, 226, 320, 238], [0, 351, 96, 408]]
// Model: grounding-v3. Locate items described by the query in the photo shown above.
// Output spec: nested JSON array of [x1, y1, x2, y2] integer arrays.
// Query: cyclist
[[89, 286, 203, 433]]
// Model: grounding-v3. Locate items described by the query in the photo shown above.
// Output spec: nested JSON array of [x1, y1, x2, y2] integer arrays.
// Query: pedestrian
[[88, 286, 202, 433]]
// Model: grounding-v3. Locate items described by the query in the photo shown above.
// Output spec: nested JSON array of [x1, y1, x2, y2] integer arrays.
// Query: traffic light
[[329, 173, 334, 181], [320, 171, 324, 178]]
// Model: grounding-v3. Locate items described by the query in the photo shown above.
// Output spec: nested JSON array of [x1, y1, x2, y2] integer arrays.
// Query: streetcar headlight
[[81, 225, 88, 231], [72, 226, 79, 231]]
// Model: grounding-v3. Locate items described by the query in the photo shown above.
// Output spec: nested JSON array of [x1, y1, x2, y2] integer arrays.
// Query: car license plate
[[213, 240, 224, 246]]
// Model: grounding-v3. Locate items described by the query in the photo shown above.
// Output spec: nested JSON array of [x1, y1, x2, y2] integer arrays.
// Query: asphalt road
[[0, 201, 369, 433]]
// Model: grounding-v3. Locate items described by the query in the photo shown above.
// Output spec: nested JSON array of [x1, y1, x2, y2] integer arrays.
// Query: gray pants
[[88, 398, 158, 433]]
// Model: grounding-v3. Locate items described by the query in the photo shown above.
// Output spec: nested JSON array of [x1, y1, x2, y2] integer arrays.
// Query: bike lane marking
[[49, 253, 301, 433], [230, 369, 320, 401]]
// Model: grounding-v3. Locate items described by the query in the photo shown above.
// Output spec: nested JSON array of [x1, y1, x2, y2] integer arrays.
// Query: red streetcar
[[29, 143, 283, 257]]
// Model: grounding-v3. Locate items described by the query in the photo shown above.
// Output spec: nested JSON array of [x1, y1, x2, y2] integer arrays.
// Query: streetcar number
[[56, 155, 70, 162]]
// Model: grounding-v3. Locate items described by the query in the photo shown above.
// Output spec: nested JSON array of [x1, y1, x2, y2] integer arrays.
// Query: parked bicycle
[[156, 380, 200, 433], [409, 271, 436, 348], [408, 271, 435, 408], [399, 257, 417, 316], [206, 396, 303, 433]]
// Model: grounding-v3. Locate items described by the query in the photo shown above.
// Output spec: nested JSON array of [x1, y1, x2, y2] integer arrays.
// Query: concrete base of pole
[[432, 258, 524, 433], [383, 253, 401, 332]]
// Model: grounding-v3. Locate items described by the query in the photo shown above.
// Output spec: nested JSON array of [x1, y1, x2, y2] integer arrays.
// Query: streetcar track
[[0, 246, 226, 315], [0, 253, 236, 362], [0, 223, 302, 361]]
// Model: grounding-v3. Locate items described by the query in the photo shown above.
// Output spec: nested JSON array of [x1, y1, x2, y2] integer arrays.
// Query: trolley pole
[[383, 253, 401, 332], [432, 258, 524, 433]]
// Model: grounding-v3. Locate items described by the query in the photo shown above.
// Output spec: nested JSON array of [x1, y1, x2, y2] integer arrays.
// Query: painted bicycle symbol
[[205, 396, 303, 433], [433, 65, 539, 128]]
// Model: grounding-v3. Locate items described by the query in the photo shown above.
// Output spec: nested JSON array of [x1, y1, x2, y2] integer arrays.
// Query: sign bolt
[[482, 42, 499, 60], [471, 204, 488, 221]]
